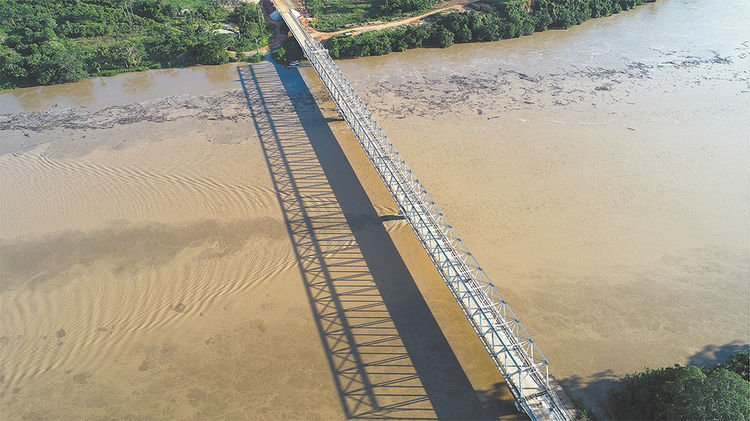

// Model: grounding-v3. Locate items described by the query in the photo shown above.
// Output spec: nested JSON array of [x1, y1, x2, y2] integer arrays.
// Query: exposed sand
[[0, 62, 523, 419]]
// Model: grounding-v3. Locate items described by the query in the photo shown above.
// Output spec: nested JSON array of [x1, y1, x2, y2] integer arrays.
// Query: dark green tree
[[228, 3, 266, 40], [610, 364, 750, 420], [454, 24, 472, 43], [27, 40, 87, 85], [108, 41, 146, 69], [711, 350, 750, 381], [271, 45, 286, 63], [369, 33, 392, 55], [430, 26, 454, 48], [272, 37, 303, 65], [192, 38, 231, 65], [131, 0, 176, 22], [195, 1, 229, 21], [0, 48, 28, 80]]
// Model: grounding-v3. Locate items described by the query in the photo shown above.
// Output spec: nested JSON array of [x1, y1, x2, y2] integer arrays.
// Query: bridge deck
[[272, 3, 575, 420]]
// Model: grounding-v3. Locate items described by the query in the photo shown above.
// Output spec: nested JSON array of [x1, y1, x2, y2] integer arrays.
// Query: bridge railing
[[277, 8, 572, 420]]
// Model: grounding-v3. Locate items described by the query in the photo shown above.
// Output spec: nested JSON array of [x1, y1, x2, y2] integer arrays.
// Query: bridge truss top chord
[[274, 3, 575, 420]]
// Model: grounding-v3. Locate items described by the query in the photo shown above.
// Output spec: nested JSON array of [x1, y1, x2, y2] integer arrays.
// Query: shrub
[[272, 46, 286, 63], [192, 41, 230, 65], [710, 350, 750, 381], [247, 52, 265, 63], [610, 362, 750, 420], [272, 37, 304, 65], [430, 26, 454, 48], [27, 40, 88, 85]]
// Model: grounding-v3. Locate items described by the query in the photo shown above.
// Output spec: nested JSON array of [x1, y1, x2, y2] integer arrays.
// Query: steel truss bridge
[[274, 3, 575, 420]]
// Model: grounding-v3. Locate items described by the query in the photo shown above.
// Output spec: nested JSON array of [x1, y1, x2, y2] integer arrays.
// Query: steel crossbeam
[[275, 4, 573, 420]]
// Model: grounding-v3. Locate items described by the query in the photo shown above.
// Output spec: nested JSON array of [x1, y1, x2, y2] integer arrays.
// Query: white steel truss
[[275, 4, 574, 420]]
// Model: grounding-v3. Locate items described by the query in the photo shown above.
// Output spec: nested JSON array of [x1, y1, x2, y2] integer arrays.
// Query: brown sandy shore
[[0, 62, 524, 419]]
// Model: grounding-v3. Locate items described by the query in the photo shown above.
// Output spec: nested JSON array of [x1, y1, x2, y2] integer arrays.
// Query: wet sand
[[0, 64, 334, 419], [0, 61, 523, 419]]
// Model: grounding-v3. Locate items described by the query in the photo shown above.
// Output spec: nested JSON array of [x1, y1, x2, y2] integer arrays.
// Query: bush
[[610, 358, 750, 420], [454, 25, 472, 43], [192, 38, 231, 65], [272, 46, 286, 63], [306, 0, 324, 17], [194, 1, 229, 21], [228, 2, 269, 41], [430, 26, 454, 48], [107, 41, 146, 69], [247, 52, 265, 63], [376, 0, 437, 15], [272, 37, 304, 65], [132, 0, 177, 22], [26, 40, 88, 85], [0, 48, 28, 80], [710, 350, 750, 381]]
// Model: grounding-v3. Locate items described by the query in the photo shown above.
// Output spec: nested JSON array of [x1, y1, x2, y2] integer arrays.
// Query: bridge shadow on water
[[238, 61, 500, 420]]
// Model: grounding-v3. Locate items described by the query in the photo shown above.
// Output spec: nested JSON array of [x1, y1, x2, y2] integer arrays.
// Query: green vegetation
[[326, 0, 655, 58], [247, 53, 265, 63], [0, 0, 660, 87], [571, 399, 595, 420], [0, 0, 272, 89], [235, 51, 266, 62], [609, 350, 750, 420], [272, 36, 303, 65], [228, 3, 273, 52], [246, 52, 267, 63], [711, 350, 750, 381], [307, 0, 438, 32]]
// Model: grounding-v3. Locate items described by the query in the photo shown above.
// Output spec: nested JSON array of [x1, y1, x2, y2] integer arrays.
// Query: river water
[[333, 0, 750, 410], [1, 0, 748, 417]]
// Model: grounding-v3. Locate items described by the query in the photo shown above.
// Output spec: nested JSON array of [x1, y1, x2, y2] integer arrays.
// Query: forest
[[327, 0, 656, 58], [0, 0, 271, 89]]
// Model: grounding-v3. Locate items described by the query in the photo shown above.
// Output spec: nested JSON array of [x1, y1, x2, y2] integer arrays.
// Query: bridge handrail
[[277, 8, 571, 420], [295, 27, 548, 370]]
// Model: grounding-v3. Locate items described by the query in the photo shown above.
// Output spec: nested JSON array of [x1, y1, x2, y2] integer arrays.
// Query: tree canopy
[[610, 351, 750, 420], [0, 0, 272, 89], [326, 0, 656, 59]]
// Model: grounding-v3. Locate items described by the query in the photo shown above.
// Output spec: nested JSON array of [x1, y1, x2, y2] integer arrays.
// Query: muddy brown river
[[1, 0, 748, 418], [333, 0, 750, 409]]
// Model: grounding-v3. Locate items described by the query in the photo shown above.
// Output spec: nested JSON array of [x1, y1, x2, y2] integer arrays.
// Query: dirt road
[[273, 0, 474, 43]]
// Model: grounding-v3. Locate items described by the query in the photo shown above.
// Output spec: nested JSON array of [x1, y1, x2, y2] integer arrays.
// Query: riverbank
[[0, 0, 273, 90], [325, 0, 656, 58], [0, 0, 660, 90]]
